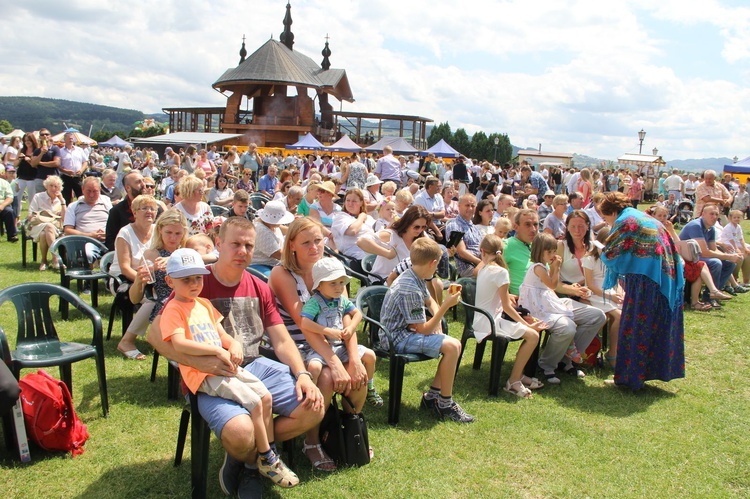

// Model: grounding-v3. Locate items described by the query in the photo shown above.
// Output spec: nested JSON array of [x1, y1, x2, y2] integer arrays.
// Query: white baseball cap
[[166, 248, 211, 278], [312, 258, 351, 290]]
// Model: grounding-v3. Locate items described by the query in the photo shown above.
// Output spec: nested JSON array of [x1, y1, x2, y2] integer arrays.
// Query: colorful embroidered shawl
[[601, 207, 684, 310]]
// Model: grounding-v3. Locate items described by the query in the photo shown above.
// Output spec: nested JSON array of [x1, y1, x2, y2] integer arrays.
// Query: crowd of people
[[1, 133, 749, 498]]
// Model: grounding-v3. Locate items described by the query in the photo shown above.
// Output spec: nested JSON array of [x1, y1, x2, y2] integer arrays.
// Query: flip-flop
[[119, 348, 146, 360]]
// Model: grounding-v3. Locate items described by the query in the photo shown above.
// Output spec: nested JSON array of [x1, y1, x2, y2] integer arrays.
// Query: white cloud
[[0, 0, 747, 160]]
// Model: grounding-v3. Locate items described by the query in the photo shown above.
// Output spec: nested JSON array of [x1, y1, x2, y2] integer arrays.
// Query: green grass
[[2, 218, 750, 498]]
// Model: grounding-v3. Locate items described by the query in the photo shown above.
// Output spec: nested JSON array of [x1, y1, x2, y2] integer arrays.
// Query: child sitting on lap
[[160, 248, 298, 488], [299, 258, 382, 407], [381, 238, 474, 423]]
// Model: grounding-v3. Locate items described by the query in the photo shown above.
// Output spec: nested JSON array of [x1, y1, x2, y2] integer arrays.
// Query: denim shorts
[[393, 333, 446, 359], [197, 357, 300, 439]]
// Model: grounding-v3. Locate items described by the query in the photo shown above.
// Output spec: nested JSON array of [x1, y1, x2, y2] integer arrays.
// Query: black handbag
[[319, 394, 370, 467]]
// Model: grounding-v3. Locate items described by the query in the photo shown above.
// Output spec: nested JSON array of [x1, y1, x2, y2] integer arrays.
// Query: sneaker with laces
[[419, 394, 437, 413], [237, 466, 263, 499], [257, 456, 299, 488], [219, 452, 243, 496], [366, 387, 383, 407], [436, 401, 475, 423]]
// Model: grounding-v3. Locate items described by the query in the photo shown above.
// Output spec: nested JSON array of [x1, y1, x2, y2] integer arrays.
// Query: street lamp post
[[652, 148, 658, 156], [734, 156, 739, 163], [493, 137, 500, 162], [638, 129, 646, 154]]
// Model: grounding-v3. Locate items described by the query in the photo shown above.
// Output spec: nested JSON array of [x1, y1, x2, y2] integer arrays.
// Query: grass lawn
[[2, 216, 750, 498]]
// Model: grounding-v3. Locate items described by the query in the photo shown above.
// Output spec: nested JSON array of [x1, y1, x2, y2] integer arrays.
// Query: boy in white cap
[[160, 248, 298, 488], [299, 257, 383, 408]]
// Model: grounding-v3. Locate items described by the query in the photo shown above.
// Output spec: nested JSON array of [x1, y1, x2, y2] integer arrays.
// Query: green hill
[[0, 96, 146, 136]]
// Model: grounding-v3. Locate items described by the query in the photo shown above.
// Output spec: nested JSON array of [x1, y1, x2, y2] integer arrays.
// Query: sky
[[2, 0, 749, 161]]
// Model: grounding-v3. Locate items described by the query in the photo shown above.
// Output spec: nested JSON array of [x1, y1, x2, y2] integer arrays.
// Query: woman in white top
[[26, 175, 65, 271], [557, 210, 592, 286], [207, 174, 233, 207], [357, 205, 430, 278], [543, 194, 568, 240], [309, 181, 341, 240], [174, 174, 214, 235], [472, 199, 495, 237], [109, 194, 156, 360], [473, 235, 545, 397], [3, 136, 20, 166], [331, 188, 376, 272]]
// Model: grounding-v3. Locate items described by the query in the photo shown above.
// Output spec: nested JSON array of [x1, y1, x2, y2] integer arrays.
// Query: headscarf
[[601, 207, 684, 310]]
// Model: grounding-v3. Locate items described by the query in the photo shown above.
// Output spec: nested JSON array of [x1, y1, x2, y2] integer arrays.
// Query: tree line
[[427, 122, 513, 164]]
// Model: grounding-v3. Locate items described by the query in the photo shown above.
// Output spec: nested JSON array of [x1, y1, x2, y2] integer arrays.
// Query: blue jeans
[[701, 257, 736, 299]]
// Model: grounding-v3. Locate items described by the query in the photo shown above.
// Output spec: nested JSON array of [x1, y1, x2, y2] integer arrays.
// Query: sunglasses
[[144, 184, 156, 189]]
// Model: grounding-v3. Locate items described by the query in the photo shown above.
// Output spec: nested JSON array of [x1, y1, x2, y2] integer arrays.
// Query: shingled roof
[[213, 39, 354, 103]]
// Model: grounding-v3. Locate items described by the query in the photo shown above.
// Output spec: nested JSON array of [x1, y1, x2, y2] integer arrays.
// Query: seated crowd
[[4, 134, 749, 497]]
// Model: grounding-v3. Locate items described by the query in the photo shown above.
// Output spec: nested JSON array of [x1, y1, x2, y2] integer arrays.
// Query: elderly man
[[58, 131, 89, 203], [148, 217, 324, 497], [520, 164, 549, 200], [239, 143, 262, 182], [258, 165, 278, 197], [374, 145, 401, 186], [63, 176, 111, 241], [445, 194, 483, 277], [505, 209, 605, 383], [282, 185, 304, 215], [663, 168, 684, 201], [680, 203, 741, 305], [684, 173, 698, 201], [695, 169, 731, 217], [414, 177, 446, 239], [0, 166, 17, 242], [566, 191, 584, 215], [105, 170, 146, 251]]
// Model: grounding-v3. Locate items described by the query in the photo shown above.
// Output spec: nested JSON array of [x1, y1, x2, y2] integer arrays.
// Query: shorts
[[301, 343, 368, 366], [198, 367, 269, 413], [393, 333, 446, 359], [197, 357, 300, 440]]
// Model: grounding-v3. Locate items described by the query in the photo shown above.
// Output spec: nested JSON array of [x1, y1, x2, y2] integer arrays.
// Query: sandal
[[520, 375, 544, 390], [39, 263, 47, 272], [709, 291, 732, 300], [302, 443, 336, 472], [118, 348, 146, 360], [504, 380, 532, 398], [690, 301, 712, 312]]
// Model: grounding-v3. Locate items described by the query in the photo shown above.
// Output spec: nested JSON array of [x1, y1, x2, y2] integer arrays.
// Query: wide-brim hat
[[167, 248, 211, 278], [257, 200, 295, 225], [312, 257, 351, 290], [365, 174, 383, 187], [317, 181, 339, 197], [543, 189, 555, 197]]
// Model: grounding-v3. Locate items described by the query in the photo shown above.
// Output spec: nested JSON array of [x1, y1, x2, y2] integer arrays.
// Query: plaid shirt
[[380, 269, 429, 349], [445, 215, 483, 275]]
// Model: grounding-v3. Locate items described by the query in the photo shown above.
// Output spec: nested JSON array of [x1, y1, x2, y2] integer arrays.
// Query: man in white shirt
[[565, 168, 580, 196], [406, 155, 420, 174], [663, 169, 685, 200], [63, 176, 112, 242], [684, 173, 698, 201], [58, 132, 89, 204]]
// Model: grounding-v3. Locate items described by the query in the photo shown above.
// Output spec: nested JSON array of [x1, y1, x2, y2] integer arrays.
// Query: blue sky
[[1, 0, 748, 162]]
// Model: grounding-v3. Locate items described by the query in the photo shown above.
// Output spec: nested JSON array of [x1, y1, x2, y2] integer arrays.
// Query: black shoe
[[419, 394, 437, 413], [219, 452, 243, 496], [436, 401, 475, 423], [724, 286, 737, 296], [709, 298, 722, 309], [237, 466, 263, 499], [8, 236, 18, 242]]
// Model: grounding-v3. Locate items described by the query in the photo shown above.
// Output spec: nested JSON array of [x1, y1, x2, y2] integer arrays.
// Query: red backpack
[[19, 369, 89, 457]]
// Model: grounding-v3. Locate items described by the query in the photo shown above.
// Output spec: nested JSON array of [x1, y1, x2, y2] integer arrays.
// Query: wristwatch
[[295, 370, 314, 381]]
